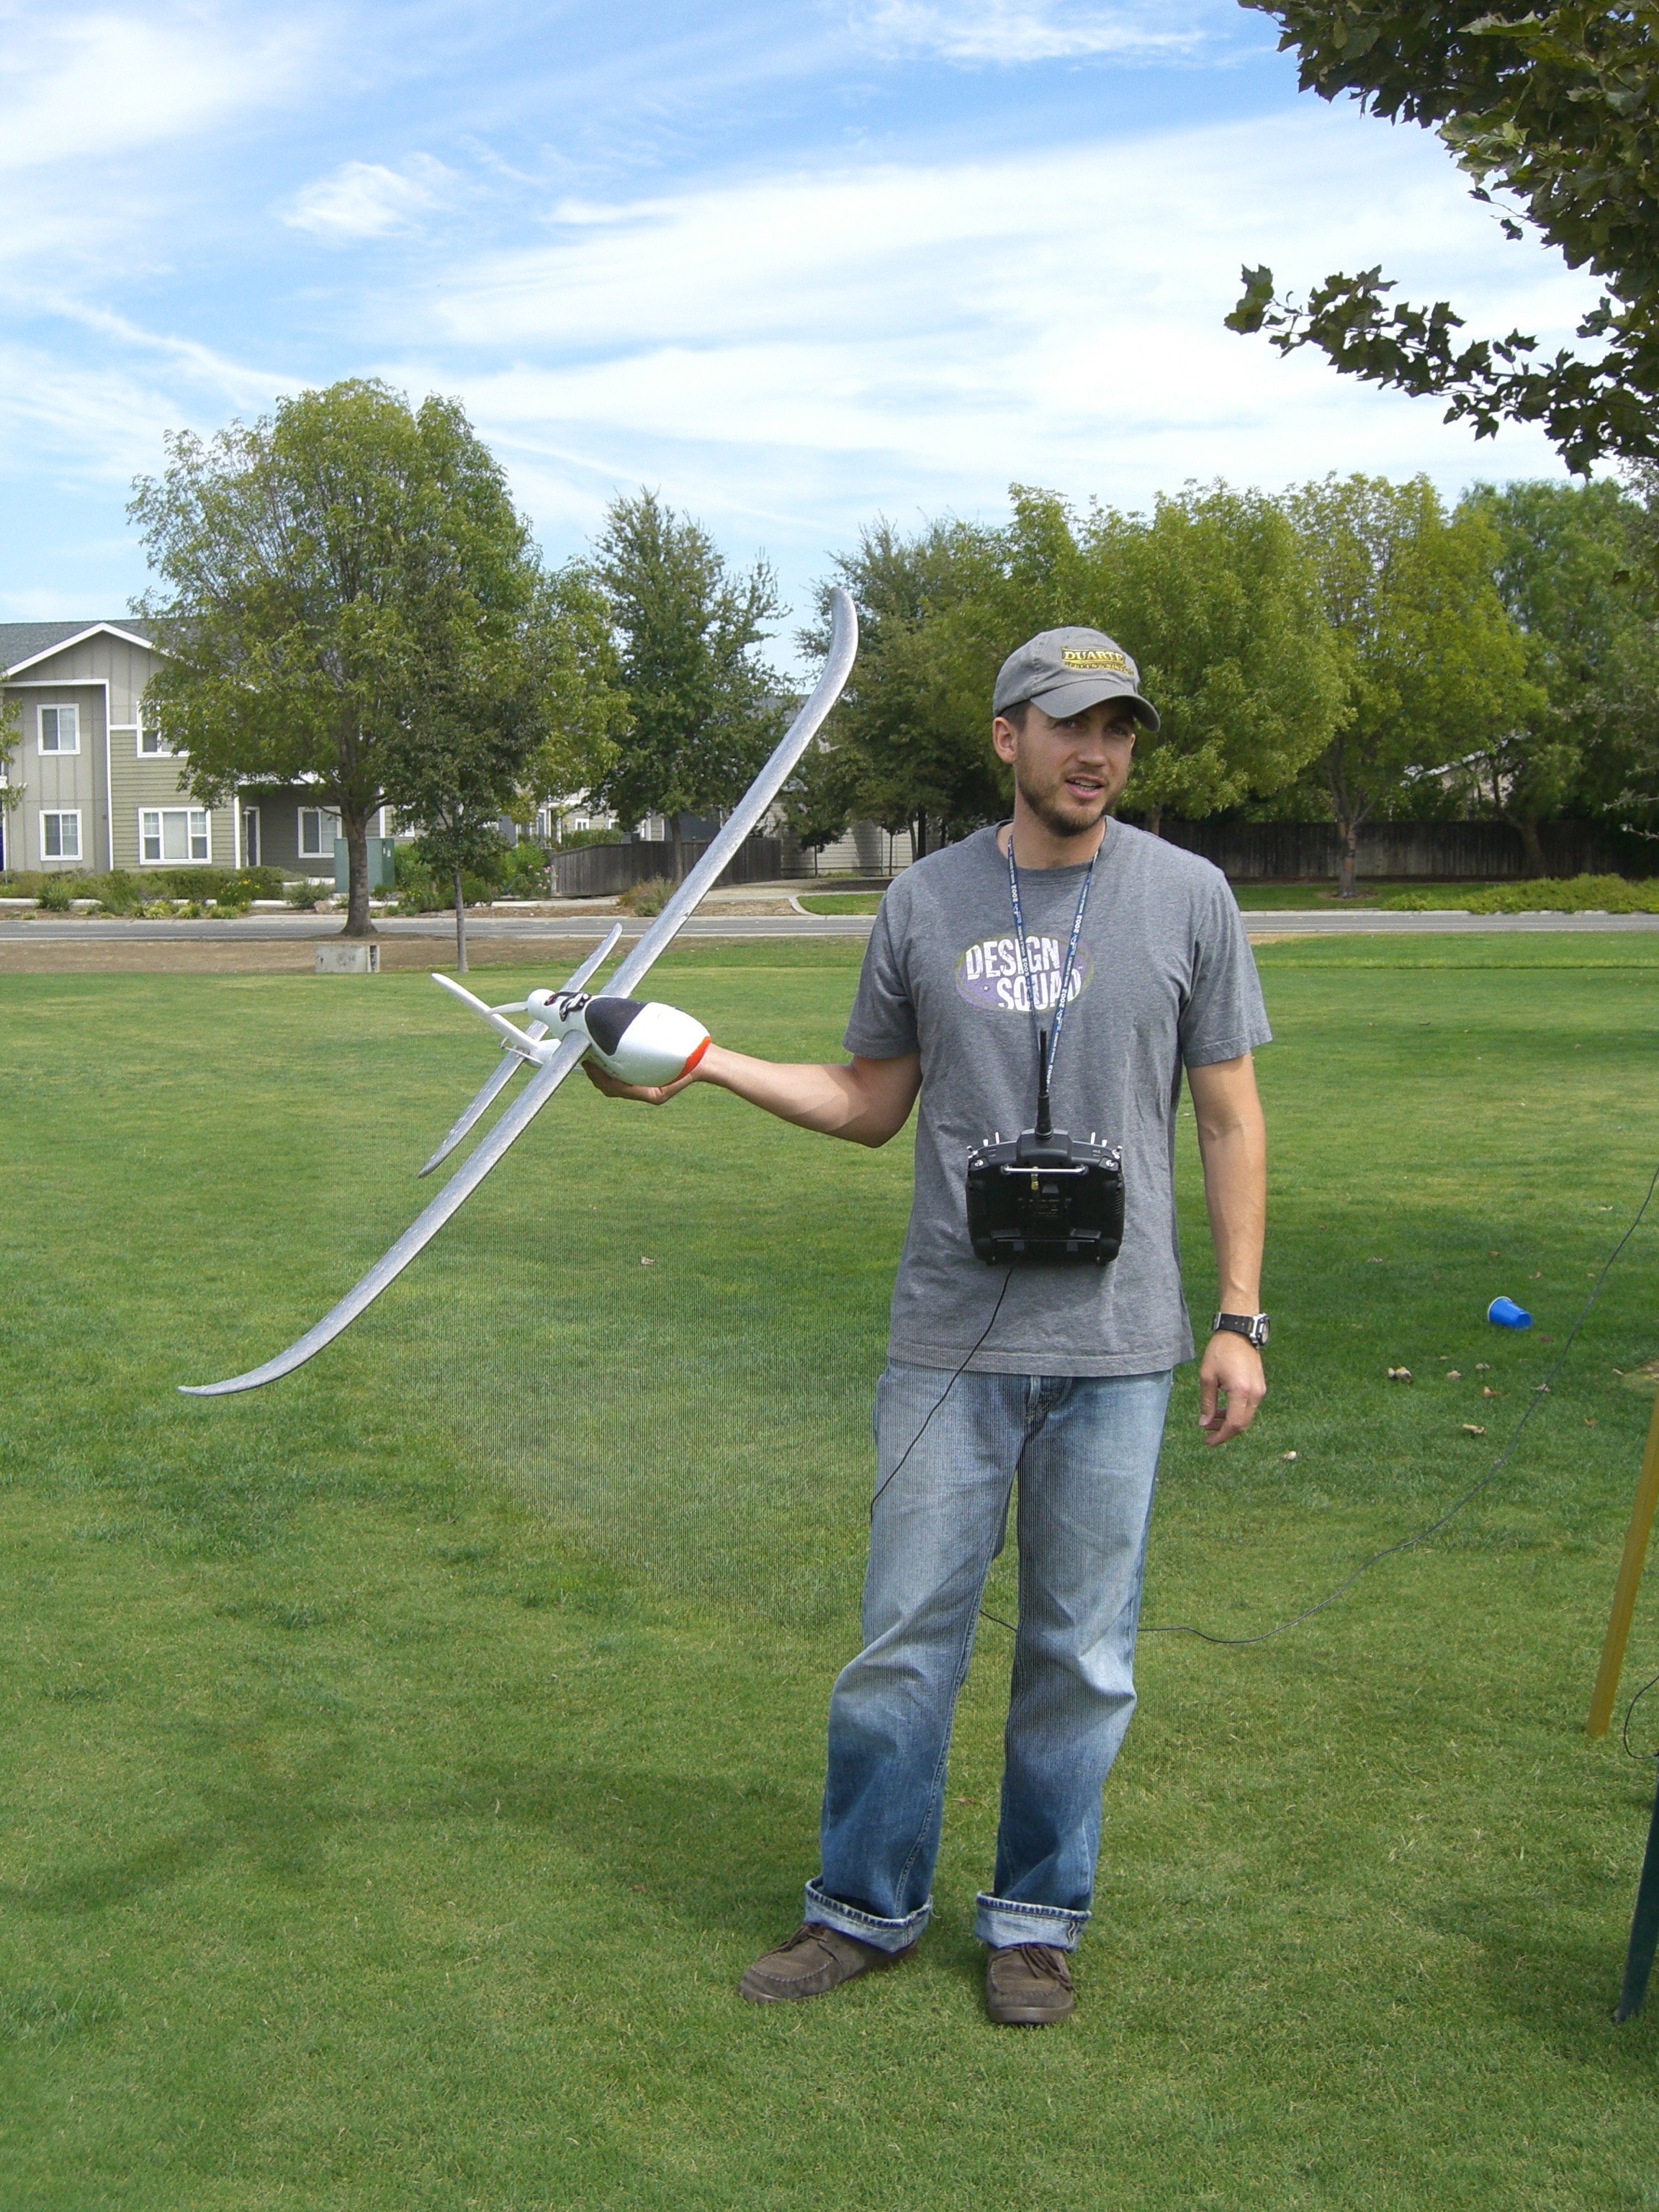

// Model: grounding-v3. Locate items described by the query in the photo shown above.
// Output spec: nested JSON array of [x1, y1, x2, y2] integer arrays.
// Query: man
[[588, 626, 1270, 2026]]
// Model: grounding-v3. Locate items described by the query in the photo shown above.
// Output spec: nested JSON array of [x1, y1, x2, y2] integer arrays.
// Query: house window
[[140, 808, 210, 863], [298, 806, 339, 859], [41, 810, 81, 860], [138, 712, 174, 756], [38, 704, 79, 754]]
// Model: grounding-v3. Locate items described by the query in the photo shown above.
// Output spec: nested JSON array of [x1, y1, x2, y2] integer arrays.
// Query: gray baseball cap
[[992, 625, 1159, 732]]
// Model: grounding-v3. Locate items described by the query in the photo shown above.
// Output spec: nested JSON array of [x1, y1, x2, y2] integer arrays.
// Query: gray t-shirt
[[843, 819, 1271, 1377]]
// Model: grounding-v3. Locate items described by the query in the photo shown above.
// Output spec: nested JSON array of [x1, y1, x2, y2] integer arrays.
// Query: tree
[[518, 562, 629, 832], [0, 688, 19, 856], [378, 566, 588, 971], [1456, 476, 1658, 868], [1227, 6, 1659, 473], [1285, 473, 1537, 894], [799, 518, 1010, 858], [130, 379, 555, 935], [590, 491, 785, 879], [1066, 485, 1346, 832], [796, 485, 1344, 852]]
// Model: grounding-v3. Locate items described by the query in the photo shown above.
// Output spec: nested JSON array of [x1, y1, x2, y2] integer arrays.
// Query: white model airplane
[[182, 588, 858, 1396]]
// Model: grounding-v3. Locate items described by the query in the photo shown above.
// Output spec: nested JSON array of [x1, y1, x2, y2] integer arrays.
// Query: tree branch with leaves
[[1228, 4, 1659, 472]]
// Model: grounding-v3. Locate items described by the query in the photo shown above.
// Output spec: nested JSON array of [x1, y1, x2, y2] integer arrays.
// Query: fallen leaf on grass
[[1483, 1386, 1498, 1398], [640, 1256, 657, 1266], [1447, 1370, 1462, 1380], [1387, 1366, 1413, 1382], [1462, 1423, 1487, 1436], [1281, 1451, 1298, 1461]]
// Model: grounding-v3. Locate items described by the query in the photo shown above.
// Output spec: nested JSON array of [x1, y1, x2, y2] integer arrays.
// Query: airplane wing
[[181, 587, 858, 1395]]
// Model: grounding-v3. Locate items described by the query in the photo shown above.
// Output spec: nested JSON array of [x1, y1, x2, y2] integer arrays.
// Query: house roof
[[1, 619, 158, 676]]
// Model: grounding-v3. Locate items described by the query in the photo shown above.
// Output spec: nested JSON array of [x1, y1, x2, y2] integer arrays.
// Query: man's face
[[992, 698, 1138, 840]]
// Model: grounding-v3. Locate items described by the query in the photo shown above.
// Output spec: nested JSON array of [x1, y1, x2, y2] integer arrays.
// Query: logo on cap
[[1061, 648, 1131, 675]]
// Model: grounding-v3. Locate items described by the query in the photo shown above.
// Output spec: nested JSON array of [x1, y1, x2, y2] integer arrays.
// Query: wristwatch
[[1211, 1311, 1270, 1349]]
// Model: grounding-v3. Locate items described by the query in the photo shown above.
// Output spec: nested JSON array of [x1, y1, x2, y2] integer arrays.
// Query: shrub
[[392, 842, 495, 912], [93, 871, 145, 916], [284, 879, 327, 911], [36, 875, 78, 912], [619, 876, 673, 917], [496, 840, 552, 897]]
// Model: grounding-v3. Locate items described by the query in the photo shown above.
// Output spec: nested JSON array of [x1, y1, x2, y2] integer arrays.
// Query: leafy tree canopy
[[590, 490, 785, 871], [130, 379, 595, 935], [1228, 4, 1659, 471], [1283, 472, 1538, 889], [793, 486, 1343, 847]]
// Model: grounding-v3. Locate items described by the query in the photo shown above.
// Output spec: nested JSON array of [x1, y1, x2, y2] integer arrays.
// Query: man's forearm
[[1199, 1123, 1265, 1310], [1189, 1058, 1267, 1310], [693, 1044, 920, 1148]]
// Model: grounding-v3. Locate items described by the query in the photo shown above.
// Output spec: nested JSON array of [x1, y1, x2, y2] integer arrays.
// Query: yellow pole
[[1588, 1387, 1659, 1737]]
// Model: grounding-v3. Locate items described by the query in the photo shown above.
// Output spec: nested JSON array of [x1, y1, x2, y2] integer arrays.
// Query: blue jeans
[[804, 1362, 1172, 1954]]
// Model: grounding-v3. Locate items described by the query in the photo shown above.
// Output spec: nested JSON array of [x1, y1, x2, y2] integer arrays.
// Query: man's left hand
[[1197, 1332, 1265, 1447]]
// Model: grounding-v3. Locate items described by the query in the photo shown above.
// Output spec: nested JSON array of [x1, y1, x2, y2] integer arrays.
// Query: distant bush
[[391, 842, 494, 912], [284, 878, 328, 911], [553, 827, 619, 850], [1384, 874, 1659, 914], [495, 840, 552, 896], [36, 874, 77, 911], [93, 871, 145, 915], [619, 876, 673, 916]]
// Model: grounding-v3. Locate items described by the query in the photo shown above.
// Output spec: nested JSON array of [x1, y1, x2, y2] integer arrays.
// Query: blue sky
[[1, 1, 1597, 653]]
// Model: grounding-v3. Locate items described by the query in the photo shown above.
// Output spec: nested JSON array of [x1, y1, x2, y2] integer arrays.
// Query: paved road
[[0, 912, 876, 945], [4, 907, 1659, 946]]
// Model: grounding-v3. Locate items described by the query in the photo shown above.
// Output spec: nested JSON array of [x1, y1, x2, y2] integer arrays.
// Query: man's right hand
[[583, 1061, 700, 1107]]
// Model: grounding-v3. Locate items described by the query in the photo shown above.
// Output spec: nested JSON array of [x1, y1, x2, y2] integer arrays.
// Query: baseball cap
[[992, 626, 1160, 732]]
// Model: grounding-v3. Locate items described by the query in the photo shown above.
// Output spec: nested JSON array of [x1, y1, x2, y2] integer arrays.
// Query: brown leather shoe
[[739, 1922, 916, 2003], [985, 1942, 1075, 2026]]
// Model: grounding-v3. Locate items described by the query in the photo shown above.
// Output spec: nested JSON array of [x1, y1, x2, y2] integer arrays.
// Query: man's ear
[[991, 714, 1020, 763]]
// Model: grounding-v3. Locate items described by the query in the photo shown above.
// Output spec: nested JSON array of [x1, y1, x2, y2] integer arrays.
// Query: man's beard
[[1014, 760, 1112, 842]]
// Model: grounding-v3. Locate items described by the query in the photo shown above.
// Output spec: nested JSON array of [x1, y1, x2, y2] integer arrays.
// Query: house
[[0, 621, 389, 877]]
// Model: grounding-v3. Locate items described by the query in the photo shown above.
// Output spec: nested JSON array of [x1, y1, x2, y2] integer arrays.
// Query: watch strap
[[1212, 1310, 1269, 1349]]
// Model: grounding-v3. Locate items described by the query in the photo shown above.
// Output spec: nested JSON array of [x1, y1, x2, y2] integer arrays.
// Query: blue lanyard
[[1006, 825, 1098, 1097]]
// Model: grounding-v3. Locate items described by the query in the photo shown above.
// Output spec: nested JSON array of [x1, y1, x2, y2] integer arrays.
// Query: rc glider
[[182, 588, 858, 1395]]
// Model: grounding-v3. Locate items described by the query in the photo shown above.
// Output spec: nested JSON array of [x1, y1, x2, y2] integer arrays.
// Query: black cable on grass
[[1133, 1154, 1659, 1650], [1624, 1668, 1659, 1761]]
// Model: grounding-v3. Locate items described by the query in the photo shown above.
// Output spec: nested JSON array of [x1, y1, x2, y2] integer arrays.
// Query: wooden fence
[[1153, 818, 1655, 881], [552, 835, 787, 899]]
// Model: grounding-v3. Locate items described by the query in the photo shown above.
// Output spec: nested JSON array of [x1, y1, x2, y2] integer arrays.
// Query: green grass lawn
[[5, 938, 1659, 2210]]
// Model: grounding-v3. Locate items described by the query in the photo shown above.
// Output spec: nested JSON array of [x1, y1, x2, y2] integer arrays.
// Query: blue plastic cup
[[1488, 1295, 1532, 1329]]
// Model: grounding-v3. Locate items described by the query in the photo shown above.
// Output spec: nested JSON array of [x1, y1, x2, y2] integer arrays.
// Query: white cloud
[[0, 4, 319, 173], [379, 102, 1594, 601], [848, 1, 1212, 63], [282, 155, 455, 241]]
